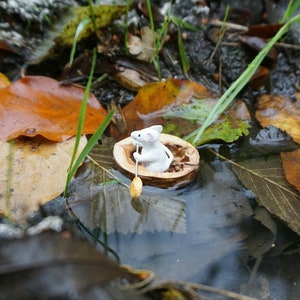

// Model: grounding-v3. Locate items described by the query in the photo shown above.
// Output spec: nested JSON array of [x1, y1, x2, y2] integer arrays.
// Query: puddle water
[[68, 146, 300, 299]]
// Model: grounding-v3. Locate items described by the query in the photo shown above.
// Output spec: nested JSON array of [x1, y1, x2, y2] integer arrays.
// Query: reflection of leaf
[[232, 155, 300, 235], [68, 160, 186, 234], [0, 136, 87, 219], [109, 78, 250, 145], [0, 76, 107, 142]]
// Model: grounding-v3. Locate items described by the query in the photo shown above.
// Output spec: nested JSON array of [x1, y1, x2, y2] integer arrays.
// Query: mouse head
[[131, 125, 162, 144]]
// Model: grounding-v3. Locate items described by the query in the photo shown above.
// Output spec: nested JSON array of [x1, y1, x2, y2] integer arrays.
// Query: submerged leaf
[[30, 5, 127, 63], [232, 155, 300, 235], [0, 76, 107, 142], [0, 136, 87, 219], [0, 232, 131, 299]]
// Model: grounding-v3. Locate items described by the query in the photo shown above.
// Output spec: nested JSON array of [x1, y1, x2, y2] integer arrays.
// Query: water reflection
[[68, 152, 300, 298]]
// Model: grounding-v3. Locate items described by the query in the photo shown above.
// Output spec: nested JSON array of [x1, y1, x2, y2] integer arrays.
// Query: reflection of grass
[[187, 14, 300, 145]]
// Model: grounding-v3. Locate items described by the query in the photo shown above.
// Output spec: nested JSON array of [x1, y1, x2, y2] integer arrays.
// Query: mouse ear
[[149, 125, 162, 133]]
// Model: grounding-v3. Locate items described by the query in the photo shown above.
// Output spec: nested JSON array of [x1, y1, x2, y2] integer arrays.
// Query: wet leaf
[[232, 155, 300, 235], [0, 76, 107, 142], [0, 232, 134, 299], [110, 78, 250, 145], [68, 160, 186, 234], [281, 149, 300, 192], [256, 94, 300, 143], [0, 136, 87, 219]]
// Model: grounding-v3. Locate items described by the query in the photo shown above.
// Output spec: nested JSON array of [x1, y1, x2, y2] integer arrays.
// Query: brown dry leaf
[[256, 94, 300, 143], [0, 136, 87, 219], [281, 149, 300, 192], [0, 76, 107, 142]]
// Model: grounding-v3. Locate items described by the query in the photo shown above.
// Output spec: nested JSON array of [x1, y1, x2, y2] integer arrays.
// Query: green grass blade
[[65, 110, 114, 188], [69, 17, 91, 66], [281, 0, 300, 22], [64, 47, 97, 194], [69, 18, 91, 67], [177, 25, 190, 77]]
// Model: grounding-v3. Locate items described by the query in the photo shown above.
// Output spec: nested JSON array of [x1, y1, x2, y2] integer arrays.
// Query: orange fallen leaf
[[110, 78, 211, 139], [281, 150, 300, 192], [256, 94, 300, 143], [0, 76, 107, 142]]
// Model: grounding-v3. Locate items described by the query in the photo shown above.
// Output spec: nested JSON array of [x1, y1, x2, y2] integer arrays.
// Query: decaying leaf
[[109, 78, 250, 145], [0, 76, 107, 142], [0, 232, 133, 299], [55, 5, 127, 47], [256, 94, 300, 143], [281, 149, 300, 193], [0, 136, 87, 219], [232, 155, 300, 235]]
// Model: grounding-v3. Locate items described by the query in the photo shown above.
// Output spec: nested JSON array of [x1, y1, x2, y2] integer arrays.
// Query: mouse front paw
[[133, 152, 142, 162]]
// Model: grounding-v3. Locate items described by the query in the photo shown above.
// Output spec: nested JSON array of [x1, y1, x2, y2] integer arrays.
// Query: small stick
[[135, 145, 139, 177]]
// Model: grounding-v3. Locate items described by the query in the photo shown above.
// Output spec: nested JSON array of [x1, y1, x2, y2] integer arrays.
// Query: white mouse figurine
[[131, 125, 173, 172]]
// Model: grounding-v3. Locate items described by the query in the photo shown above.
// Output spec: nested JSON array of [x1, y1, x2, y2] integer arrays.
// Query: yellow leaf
[[55, 5, 127, 46]]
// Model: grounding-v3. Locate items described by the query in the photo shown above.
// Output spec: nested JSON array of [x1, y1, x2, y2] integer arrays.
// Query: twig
[[210, 19, 248, 32]]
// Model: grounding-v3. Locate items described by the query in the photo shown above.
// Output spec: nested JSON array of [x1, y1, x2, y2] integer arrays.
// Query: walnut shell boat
[[113, 133, 200, 188]]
